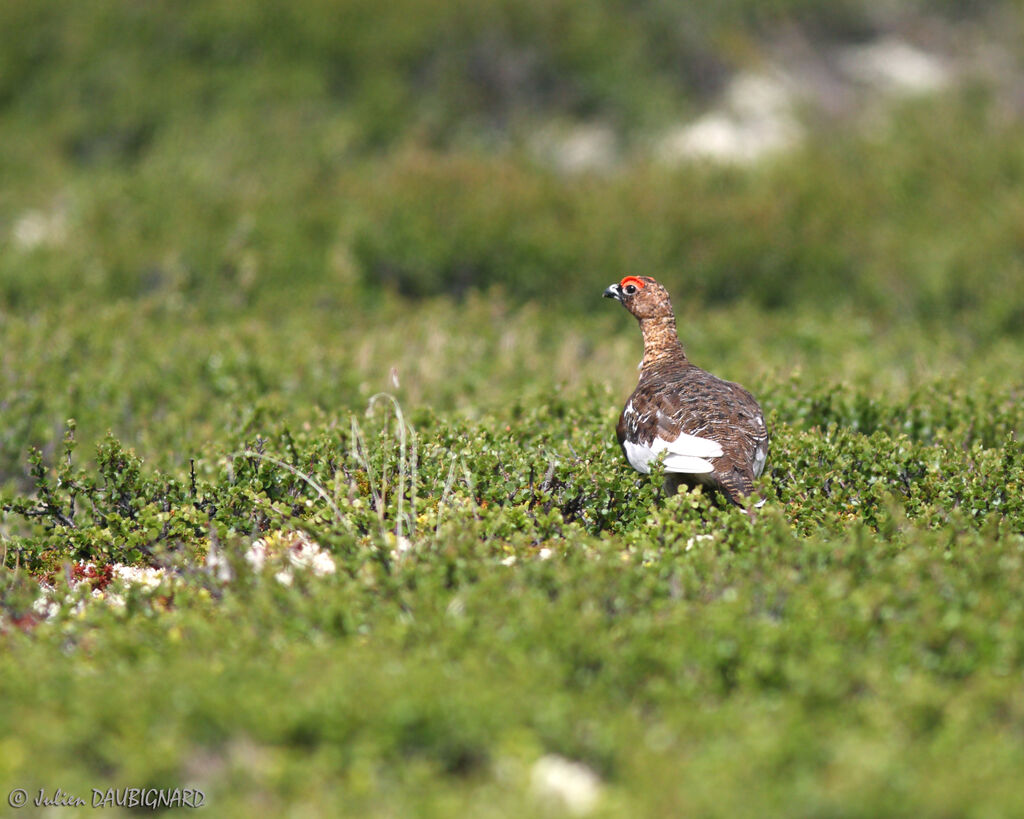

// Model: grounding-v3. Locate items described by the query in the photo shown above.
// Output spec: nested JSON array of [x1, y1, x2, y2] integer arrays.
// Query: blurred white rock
[[530, 754, 602, 815], [838, 37, 951, 95], [13, 206, 68, 250], [657, 71, 801, 165], [531, 123, 617, 174]]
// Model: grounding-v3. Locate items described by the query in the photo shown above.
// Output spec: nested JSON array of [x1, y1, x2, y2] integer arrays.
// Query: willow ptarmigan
[[604, 275, 768, 506]]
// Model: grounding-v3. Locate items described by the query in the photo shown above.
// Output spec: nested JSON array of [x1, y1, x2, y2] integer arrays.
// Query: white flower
[[388, 534, 414, 561]]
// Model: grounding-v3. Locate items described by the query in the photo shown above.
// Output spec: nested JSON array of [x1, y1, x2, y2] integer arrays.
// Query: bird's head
[[603, 275, 674, 320]]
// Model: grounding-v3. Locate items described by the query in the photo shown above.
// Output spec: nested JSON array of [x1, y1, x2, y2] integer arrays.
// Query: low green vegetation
[[2, 2, 1024, 816]]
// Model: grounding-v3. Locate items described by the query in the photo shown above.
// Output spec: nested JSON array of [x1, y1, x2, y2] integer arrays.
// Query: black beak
[[603, 284, 622, 301]]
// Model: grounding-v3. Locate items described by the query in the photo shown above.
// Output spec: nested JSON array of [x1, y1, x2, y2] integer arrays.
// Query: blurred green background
[[4, 0, 1024, 323]]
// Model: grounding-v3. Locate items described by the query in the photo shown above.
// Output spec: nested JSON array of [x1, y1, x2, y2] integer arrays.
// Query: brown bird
[[604, 275, 768, 506]]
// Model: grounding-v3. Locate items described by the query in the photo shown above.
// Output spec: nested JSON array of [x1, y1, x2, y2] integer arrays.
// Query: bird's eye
[[624, 284, 637, 295]]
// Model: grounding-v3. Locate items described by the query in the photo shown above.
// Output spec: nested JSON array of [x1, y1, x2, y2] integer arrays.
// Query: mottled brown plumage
[[604, 275, 768, 506]]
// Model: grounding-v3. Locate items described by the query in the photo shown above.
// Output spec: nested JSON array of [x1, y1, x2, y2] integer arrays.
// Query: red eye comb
[[620, 275, 646, 289]]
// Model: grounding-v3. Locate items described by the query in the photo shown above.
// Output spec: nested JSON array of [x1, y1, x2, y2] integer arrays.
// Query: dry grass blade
[[367, 392, 419, 543], [238, 450, 353, 532]]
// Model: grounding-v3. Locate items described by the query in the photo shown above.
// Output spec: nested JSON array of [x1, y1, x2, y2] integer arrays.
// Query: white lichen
[[245, 530, 336, 584]]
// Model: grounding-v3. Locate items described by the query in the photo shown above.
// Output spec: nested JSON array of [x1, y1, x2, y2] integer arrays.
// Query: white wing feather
[[623, 432, 723, 475], [661, 454, 716, 474]]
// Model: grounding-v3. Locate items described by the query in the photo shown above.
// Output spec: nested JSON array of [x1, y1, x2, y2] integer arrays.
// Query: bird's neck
[[639, 316, 686, 368]]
